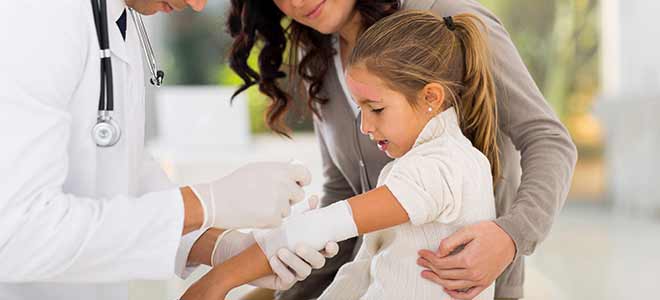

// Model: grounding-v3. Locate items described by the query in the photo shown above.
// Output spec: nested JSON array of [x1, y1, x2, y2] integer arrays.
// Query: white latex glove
[[212, 230, 339, 290], [191, 161, 311, 229], [254, 197, 358, 260]]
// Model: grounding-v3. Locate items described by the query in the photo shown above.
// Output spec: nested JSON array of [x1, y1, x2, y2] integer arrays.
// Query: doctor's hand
[[190, 161, 311, 229], [212, 197, 340, 290], [212, 230, 339, 291]]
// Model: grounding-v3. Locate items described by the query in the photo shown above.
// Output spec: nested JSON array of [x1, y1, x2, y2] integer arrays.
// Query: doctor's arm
[[0, 2, 305, 282]]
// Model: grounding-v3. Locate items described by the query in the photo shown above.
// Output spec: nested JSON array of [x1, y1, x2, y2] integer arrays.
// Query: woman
[[225, 1, 577, 300]]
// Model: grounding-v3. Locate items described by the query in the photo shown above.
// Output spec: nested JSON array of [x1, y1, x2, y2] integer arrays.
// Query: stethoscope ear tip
[[150, 70, 165, 87]]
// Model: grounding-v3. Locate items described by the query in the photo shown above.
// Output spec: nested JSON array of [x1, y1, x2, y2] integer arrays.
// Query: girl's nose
[[359, 111, 374, 136]]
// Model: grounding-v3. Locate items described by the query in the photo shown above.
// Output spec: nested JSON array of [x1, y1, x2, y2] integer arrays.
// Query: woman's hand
[[416, 221, 515, 300]]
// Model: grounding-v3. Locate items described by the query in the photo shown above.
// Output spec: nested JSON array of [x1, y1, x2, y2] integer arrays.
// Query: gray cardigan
[[277, 0, 578, 299]]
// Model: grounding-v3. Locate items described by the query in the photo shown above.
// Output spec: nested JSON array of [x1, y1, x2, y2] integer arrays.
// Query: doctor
[[0, 1, 337, 299]]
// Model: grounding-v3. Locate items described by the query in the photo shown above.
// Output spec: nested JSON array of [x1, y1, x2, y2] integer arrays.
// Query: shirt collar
[[412, 107, 461, 148], [105, 0, 131, 64], [107, 0, 127, 25]]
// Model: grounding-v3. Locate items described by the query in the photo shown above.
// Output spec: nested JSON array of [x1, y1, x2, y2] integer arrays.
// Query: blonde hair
[[348, 10, 501, 181]]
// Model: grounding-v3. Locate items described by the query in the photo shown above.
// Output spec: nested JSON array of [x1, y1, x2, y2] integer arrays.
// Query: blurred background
[[132, 0, 660, 299]]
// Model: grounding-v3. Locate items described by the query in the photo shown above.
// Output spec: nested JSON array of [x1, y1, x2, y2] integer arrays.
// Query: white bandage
[[254, 200, 358, 259]]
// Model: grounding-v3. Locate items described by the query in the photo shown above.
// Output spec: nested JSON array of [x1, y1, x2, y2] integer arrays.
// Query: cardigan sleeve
[[429, 0, 578, 257]]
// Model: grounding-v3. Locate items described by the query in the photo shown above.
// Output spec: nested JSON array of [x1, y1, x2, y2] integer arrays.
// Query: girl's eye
[[371, 108, 384, 113]]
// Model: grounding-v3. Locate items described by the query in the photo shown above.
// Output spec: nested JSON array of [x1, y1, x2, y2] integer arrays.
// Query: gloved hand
[[212, 197, 340, 290], [254, 197, 358, 260], [191, 161, 311, 229], [211, 230, 339, 290]]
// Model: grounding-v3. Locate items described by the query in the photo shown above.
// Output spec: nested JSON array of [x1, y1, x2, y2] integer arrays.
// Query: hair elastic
[[443, 16, 456, 31]]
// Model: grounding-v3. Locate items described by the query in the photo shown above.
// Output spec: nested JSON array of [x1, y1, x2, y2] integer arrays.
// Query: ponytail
[[452, 14, 501, 181]]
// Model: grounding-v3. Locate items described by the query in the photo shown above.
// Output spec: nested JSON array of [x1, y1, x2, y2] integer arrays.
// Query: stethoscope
[[90, 0, 164, 147]]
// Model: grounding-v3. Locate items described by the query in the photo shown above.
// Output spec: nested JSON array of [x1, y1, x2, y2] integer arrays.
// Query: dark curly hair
[[227, 0, 400, 135]]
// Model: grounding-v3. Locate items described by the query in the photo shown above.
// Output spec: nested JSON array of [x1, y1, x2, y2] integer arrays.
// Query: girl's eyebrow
[[346, 73, 382, 103]]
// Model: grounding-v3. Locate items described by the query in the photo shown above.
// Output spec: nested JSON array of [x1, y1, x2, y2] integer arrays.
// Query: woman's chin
[[307, 21, 342, 35]]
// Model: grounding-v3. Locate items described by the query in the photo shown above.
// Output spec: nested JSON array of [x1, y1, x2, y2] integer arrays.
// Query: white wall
[[599, 0, 660, 215]]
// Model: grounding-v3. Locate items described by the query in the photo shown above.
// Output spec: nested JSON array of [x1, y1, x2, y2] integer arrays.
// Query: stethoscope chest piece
[[92, 111, 121, 147]]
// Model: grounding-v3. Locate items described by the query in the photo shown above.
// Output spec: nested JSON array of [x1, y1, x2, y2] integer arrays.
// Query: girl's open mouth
[[377, 140, 389, 152]]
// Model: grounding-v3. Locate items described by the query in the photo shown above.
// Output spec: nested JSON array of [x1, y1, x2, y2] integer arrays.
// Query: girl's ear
[[421, 83, 446, 112]]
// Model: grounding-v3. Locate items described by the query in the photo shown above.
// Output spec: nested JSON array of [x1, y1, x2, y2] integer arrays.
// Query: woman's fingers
[[416, 257, 470, 280], [418, 249, 464, 269], [420, 270, 475, 290]]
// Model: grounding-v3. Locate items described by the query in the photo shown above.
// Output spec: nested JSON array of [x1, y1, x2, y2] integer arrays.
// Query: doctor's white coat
[[0, 1, 199, 299]]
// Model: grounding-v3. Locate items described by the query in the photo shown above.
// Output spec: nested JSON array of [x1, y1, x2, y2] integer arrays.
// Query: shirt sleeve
[[139, 153, 204, 279], [384, 155, 462, 226], [430, 0, 578, 257]]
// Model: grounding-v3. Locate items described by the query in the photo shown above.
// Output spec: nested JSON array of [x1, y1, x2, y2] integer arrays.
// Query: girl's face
[[346, 66, 438, 159], [273, 0, 357, 34]]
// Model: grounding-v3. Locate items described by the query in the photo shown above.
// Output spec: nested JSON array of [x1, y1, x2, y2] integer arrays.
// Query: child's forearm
[[186, 244, 272, 299], [181, 243, 270, 300], [214, 244, 271, 290], [254, 186, 411, 262], [348, 186, 410, 234], [215, 187, 407, 292]]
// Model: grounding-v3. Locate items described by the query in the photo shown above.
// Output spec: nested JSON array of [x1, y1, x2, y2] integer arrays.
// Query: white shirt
[[319, 108, 496, 300], [0, 1, 198, 299]]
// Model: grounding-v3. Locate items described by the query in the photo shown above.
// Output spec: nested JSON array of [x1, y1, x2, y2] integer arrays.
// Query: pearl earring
[[428, 107, 433, 112]]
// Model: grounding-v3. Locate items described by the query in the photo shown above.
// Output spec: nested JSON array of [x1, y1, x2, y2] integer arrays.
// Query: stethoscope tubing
[[90, 0, 163, 147]]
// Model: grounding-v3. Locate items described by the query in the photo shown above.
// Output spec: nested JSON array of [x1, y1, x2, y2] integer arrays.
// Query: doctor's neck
[[124, 0, 207, 15]]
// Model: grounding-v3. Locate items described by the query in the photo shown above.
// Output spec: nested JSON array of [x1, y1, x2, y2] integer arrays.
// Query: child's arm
[[183, 155, 461, 299], [180, 186, 410, 299], [348, 185, 410, 233], [180, 244, 272, 300]]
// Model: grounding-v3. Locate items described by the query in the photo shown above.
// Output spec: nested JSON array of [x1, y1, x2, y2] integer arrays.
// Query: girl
[[223, 1, 577, 299], [181, 10, 499, 300]]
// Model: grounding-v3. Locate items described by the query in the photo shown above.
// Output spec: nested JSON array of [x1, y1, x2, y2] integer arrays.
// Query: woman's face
[[346, 65, 432, 159], [273, 0, 357, 34]]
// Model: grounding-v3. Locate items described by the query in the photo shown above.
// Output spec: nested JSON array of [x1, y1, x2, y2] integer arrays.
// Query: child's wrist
[[202, 266, 237, 296]]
